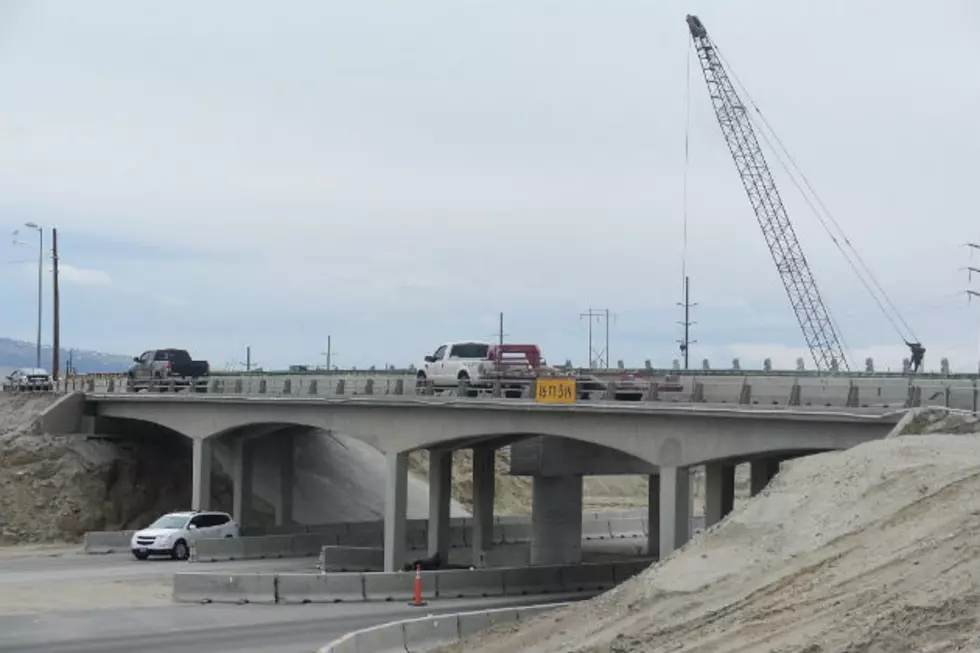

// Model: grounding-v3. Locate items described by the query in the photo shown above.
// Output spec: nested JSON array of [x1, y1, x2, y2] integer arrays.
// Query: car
[[2, 368, 54, 392], [130, 510, 238, 561], [126, 349, 210, 392]]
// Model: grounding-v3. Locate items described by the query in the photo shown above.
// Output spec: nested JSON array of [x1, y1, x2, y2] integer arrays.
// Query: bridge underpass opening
[[211, 423, 472, 531]]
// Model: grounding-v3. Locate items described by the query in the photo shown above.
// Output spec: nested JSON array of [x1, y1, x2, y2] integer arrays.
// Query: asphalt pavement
[[0, 548, 593, 653], [0, 595, 591, 653]]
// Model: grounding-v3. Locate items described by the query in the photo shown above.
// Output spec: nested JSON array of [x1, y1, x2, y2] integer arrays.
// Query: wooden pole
[[52, 228, 60, 383]]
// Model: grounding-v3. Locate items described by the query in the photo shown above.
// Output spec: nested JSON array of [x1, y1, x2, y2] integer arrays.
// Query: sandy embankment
[[436, 409, 980, 652]]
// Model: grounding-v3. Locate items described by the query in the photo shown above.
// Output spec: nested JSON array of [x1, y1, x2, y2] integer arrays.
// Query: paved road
[[0, 594, 590, 653], [0, 550, 316, 585]]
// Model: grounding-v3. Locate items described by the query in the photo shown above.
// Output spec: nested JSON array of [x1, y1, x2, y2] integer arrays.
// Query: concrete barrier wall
[[83, 530, 135, 553], [172, 559, 653, 605], [317, 602, 574, 653], [182, 515, 645, 563]]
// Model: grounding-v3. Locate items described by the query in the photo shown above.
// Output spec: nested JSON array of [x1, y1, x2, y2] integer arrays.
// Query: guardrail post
[[308, 379, 318, 395], [259, 379, 267, 394], [906, 385, 922, 408], [394, 379, 404, 395], [603, 381, 618, 401], [86, 379, 95, 392], [643, 382, 659, 402], [335, 379, 345, 395], [789, 383, 801, 406], [846, 382, 859, 408], [234, 379, 243, 394], [457, 378, 467, 397], [107, 378, 115, 393], [739, 380, 752, 405], [282, 379, 292, 395], [364, 379, 374, 395], [492, 380, 502, 398], [692, 382, 705, 403], [211, 379, 221, 394]]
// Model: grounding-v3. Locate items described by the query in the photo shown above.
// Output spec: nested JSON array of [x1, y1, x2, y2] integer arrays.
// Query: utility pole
[[677, 275, 697, 369], [321, 336, 332, 372], [245, 346, 251, 373], [580, 308, 611, 368], [488, 312, 510, 346], [51, 228, 60, 383]]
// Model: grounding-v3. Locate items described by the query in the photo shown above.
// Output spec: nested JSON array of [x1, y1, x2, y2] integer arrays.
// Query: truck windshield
[[450, 343, 489, 358]]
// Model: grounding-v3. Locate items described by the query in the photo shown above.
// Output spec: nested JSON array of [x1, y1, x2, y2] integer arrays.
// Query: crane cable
[[714, 45, 919, 347], [681, 37, 692, 292]]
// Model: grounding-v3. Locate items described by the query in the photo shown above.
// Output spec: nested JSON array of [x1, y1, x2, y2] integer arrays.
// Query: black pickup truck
[[126, 349, 210, 392]]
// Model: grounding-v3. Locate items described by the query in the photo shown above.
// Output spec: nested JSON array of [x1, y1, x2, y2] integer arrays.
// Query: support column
[[750, 458, 781, 496], [383, 451, 408, 572], [191, 438, 212, 511], [231, 437, 254, 525], [659, 465, 690, 558], [471, 445, 495, 567], [275, 431, 295, 526], [704, 462, 735, 527], [647, 473, 660, 558], [427, 448, 452, 561], [530, 475, 583, 565]]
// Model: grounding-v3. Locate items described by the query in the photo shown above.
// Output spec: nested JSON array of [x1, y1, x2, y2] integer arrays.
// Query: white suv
[[130, 511, 238, 560]]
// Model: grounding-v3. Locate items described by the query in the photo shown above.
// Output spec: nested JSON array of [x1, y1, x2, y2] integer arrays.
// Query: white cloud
[[56, 263, 113, 286]]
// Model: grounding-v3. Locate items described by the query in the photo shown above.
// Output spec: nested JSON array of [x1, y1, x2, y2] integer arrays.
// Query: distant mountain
[[0, 337, 132, 375]]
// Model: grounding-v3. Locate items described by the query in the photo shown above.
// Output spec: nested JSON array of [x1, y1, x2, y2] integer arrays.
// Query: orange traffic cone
[[410, 564, 427, 607]]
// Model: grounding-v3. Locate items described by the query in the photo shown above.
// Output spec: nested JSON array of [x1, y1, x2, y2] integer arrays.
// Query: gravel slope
[[435, 410, 980, 653]]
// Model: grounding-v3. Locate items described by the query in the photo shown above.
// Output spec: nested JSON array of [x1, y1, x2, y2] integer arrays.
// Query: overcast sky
[[1, 0, 978, 372]]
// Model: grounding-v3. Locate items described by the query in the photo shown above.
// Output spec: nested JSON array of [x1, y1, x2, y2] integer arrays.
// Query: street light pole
[[24, 222, 42, 368]]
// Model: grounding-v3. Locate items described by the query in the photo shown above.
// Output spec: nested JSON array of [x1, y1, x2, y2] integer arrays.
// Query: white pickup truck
[[416, 341, 494, 390]]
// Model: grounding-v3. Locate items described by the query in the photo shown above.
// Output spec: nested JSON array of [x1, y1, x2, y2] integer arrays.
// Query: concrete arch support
[[192, 439, 212, 512], [530, 474, 584, 565], [659, 465, 691, 558], [704, 462, 735, 527], [384, 451, 408, 572]]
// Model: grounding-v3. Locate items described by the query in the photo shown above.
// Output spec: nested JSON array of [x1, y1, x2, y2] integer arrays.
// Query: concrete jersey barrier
[[85, 510, 647, 557], [317, 602, 575, 653], [172, 558, 653, 604], [83, 530, 135, 554]]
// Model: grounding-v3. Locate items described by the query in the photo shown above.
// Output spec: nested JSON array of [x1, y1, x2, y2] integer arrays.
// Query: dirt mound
[[0, 394, 222, 543], [436, 416, 980, 652]]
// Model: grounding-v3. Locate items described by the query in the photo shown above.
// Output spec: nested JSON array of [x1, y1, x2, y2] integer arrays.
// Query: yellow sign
[[535, 378, 576, 404]]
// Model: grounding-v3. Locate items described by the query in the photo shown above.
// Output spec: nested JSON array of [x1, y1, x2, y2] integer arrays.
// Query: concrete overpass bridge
[[46, 389, 908, 572]]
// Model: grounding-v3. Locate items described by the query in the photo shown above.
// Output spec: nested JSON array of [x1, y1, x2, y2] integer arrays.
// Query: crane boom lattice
[[686, 15, 849, 372]]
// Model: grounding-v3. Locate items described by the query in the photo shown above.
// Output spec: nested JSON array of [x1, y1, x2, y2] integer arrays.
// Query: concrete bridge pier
[[384, 451, 409, 572], [750, 457, 782, 496], [471, 445, 496, 567], [530, 474, 584, 565], [231, 438, 254, 525], [427, 448, 452, 561], [192, 439, 212, 511], [274, 431, 295, 526], [704, 462, 736, 527], [659, 465, 691, 558], [647, 474, 660, 557]]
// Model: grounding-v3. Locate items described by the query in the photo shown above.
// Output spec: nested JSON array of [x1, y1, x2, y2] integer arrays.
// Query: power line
[[579, 308, 614, 368]]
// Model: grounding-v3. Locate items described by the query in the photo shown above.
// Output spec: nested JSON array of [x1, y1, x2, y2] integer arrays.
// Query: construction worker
[[905, 341, 926, 373]]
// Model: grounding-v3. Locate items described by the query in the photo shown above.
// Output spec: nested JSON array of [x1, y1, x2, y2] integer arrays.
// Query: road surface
[[0, 595, 591, 653], [0, 545, 594, 653]]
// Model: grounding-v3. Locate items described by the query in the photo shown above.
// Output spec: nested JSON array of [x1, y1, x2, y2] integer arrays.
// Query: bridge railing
[[75, 371, 980, 411]]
